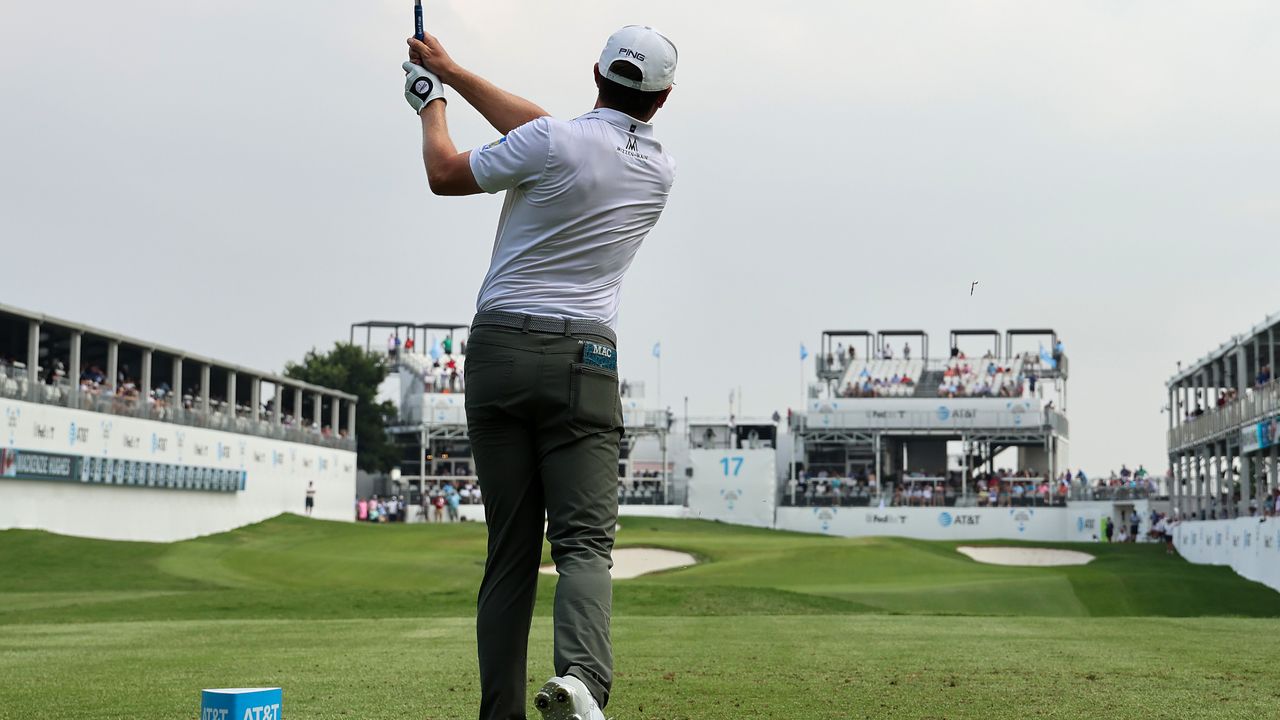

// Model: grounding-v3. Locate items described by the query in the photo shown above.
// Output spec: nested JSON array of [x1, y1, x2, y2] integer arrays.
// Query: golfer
[[403, 25, 678, 720]]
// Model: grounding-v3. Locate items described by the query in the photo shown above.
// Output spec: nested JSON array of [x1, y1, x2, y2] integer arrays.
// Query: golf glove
[[403, 62, 445, 113]]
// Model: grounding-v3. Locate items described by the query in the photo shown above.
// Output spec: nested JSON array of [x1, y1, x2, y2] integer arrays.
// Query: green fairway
[[1, 516, 1277, 719]]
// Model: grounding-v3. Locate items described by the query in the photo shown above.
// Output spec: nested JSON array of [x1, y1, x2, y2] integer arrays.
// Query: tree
[[284, 343, 398, 473]]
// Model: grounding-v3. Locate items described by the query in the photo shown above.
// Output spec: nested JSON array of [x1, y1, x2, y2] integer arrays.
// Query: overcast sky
[[3, 1, 1278, 474]]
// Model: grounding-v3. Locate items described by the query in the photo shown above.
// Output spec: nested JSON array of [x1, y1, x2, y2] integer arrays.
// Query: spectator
[[447, 484, 461, 521]]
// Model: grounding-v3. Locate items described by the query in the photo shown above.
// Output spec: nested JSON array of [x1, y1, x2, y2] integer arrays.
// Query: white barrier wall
[[775, 501, 1150, 542], [686, 449, 777, 528], [1174, 517, 1280, 594], [0, 398, 356, 542]]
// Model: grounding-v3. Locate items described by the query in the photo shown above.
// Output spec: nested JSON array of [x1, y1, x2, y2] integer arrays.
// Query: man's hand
[[404, 62, 445, 114], [404, 31, 547, 136], [407, 33, 460, 84]]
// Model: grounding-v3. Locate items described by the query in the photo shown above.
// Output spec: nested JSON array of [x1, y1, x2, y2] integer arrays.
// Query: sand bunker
[[957, 546, 1095, 567], [539, 547, 697, 580]]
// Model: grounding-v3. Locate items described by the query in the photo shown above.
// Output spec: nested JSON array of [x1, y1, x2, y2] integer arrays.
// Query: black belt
[[471, 311, 616, 345]]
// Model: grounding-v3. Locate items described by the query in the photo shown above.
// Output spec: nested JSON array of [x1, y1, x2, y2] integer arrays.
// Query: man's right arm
[[409, 35, 548, 135]]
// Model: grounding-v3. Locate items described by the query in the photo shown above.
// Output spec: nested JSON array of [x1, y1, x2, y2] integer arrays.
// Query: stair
[[914, 369, 944, 397]]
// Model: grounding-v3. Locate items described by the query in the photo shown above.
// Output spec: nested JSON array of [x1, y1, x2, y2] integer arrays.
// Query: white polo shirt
[[469, 108, 676, 329]]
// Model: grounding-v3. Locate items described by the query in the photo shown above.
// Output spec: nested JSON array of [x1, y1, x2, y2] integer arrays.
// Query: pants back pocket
[[570, 363, 620, 431]]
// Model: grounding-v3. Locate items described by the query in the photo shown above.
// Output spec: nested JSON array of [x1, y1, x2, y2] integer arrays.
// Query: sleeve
[[468, 116, 554, 194]]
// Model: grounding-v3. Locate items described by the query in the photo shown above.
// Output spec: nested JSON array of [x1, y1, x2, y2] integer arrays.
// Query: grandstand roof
[[0, 302, 356, 401], [1167, 310, 1280, 387], [351, 320, 468, 331]]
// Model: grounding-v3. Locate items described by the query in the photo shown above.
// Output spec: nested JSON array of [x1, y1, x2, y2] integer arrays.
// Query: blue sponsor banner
[[201, 688, 282, 720], [1241, 417, 1278, 454]]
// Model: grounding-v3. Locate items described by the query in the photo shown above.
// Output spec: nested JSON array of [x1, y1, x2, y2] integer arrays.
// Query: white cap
[[598, 25, 677, 92]]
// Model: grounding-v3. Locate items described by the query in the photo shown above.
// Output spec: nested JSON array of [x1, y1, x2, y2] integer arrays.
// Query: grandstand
[[1167, 312, 1280, 519], [349, 320, 677, 516], [796, 328, 1072, 504], [761, 327, 1168, 539], [1166, 311, 1280, 593], [0, 303, 358, 541]]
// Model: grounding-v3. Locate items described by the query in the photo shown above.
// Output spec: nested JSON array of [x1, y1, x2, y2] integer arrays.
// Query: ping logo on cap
[[618, 48, 646, 61]]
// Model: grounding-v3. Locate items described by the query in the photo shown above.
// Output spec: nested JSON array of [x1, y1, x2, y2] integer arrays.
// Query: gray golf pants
[[465, 325, 621, 720]]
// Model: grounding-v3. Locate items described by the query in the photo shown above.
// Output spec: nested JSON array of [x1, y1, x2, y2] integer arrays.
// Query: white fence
[[1173, 517, 1280, 593], [0, 397, 356, 542]]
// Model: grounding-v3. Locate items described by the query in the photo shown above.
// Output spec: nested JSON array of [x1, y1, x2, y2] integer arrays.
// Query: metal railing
[[1169, 379, 1280, 449], [391, 474, 679, 506], [1069, 484, 1164, 501], [0, 364, 354, 451], [617, 478, 673, 505]]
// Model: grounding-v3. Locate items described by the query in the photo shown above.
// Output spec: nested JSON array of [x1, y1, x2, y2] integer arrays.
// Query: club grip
[[414, 2, 424, 41]]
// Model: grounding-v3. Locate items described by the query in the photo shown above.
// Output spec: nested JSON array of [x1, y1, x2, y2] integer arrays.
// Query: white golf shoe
[[533, 675, 606, 720]]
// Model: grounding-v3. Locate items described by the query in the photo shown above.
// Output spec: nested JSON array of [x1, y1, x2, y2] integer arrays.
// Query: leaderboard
[[0, 447, 244, 493]]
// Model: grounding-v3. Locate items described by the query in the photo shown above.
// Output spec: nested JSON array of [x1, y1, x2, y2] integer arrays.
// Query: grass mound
[[1, 515, 1275, 625], [2, 516, 1278, 719]]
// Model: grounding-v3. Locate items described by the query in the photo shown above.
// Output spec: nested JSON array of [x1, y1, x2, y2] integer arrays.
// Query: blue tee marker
[[201, 688, 283, 720]]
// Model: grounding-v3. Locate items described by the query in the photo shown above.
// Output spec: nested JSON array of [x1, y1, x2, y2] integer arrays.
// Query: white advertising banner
[[687, 448, 776, 528], [1174, 518, 1280, 594], [776, 505, 1070, 541], [805, 398, 1044, 431], [0, 398, 357, 542]]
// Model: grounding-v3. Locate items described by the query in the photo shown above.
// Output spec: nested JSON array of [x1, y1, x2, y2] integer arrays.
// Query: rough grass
[[1, 515, 1277, 718]]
